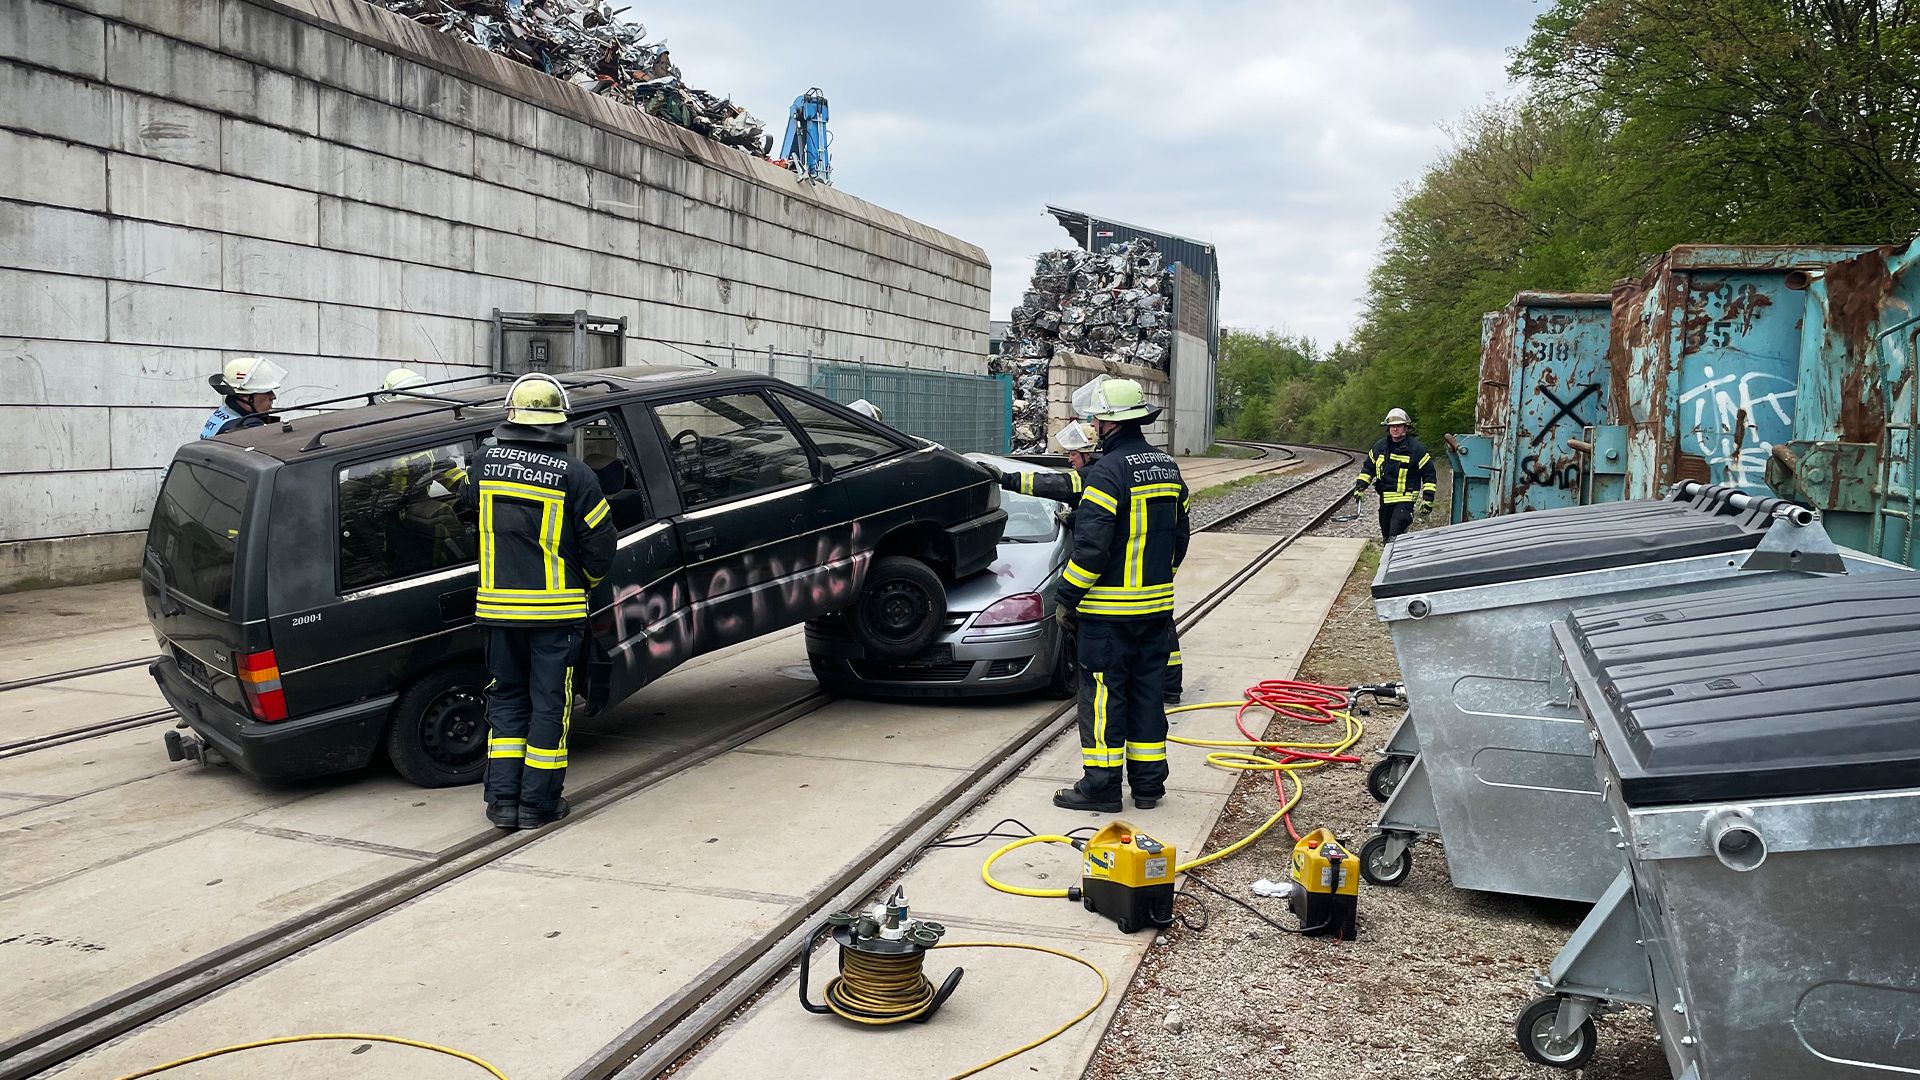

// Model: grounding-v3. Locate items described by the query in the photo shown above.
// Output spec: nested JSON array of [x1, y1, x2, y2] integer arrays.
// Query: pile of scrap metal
[[993, 239, 1173, 452], [369, 0, 771, 154]]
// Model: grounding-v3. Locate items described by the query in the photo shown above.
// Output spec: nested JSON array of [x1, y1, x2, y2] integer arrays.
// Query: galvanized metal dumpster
[[1447, 291, 1612, 522], [1363, 481, 1903, 902], [1521, 572, 1920, 1077], [1769, 233, 1920, 569]]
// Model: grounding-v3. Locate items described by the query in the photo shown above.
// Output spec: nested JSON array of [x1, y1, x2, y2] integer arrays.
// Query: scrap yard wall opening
[[0, 0, 992, 591]]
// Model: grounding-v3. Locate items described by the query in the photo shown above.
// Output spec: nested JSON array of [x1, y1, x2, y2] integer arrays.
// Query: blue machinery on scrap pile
[[1447, 234, 1920, 569], [780, 88, 831, 185]]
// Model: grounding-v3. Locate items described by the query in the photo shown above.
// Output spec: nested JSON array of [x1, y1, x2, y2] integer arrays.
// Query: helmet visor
[[233, 359, 288, 393]]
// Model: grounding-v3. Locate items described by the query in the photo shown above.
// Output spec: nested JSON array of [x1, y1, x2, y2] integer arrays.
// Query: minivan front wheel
[[848, 556, 947, 659], [387, 662, 489, 787]]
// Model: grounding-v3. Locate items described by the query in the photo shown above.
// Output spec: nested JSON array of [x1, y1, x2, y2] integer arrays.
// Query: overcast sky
[[659, 1, 1541, 344]]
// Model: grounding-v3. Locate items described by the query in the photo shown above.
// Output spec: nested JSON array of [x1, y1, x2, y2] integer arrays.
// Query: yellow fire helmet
[[505, 372, 570, 426]]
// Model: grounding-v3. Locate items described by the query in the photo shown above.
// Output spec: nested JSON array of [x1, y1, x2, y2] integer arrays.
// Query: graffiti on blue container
[[1530, 384, 1599, 447], [1678, 365, 1797, 488]]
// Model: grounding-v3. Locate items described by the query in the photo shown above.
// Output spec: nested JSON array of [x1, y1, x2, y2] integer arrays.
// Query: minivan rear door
[[144, 453, 260, 716]]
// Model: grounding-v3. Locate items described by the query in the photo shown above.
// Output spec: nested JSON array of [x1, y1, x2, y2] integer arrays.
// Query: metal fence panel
[[724, 348, 1010, 453]]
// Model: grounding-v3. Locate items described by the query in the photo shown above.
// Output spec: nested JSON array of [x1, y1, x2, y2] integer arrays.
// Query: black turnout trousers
[[1074, 615, 1175, 800], [1378, 501, 1415, 543], [484, 625, 581, 814]]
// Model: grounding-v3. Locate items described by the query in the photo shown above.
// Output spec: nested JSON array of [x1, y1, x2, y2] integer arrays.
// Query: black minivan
[[144, 366, 1005, 786]]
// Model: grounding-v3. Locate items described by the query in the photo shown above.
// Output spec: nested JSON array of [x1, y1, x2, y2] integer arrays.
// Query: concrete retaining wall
[[0, 0, 991, 589]]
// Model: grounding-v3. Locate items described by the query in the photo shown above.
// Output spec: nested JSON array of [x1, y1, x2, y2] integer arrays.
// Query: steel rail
[[0, 656, 156, 695], [573, 462, 1361, 1080], [0, 708, 178, 760]]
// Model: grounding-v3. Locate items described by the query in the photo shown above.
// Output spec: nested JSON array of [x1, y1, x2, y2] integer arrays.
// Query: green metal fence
[[745, 351, 1012, 454]]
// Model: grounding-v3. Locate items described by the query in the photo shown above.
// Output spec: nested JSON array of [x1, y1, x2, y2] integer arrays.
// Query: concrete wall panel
[[1, 338, 224, 408], [0, 270, 107, 340], [112, 89, 222, 168], [0, 64, 114, 147], [110, 407, 213, 469], [0, 406, 112, 473], [108, 281, 320, 351], [113, 220, 226, 290], [0, 203, 111, 278], [317, 198, 475, 271], [1, 1, 108, 81], [0, 130, 109, 212], [106, 24, 321, 135], [109, 155, 320, 246], [0, 468, 161, 541]]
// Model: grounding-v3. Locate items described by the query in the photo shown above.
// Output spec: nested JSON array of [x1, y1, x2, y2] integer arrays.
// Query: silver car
[[806, 453, 1073, 698]]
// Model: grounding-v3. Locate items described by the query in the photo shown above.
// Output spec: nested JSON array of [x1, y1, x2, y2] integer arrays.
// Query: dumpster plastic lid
[[1372, 488, 1772, 599], [1563, 573, 1920, 806]]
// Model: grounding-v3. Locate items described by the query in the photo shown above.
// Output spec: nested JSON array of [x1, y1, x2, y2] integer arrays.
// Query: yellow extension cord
[[981, 699, 1365, 897], [112, 1032, 508, 1079]]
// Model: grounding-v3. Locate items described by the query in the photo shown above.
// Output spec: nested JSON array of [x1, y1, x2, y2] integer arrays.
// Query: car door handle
[[683, 524, 717, 553]]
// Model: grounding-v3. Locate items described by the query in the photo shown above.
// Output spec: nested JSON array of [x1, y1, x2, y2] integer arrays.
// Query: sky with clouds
[[658, 1, 1542, 344]]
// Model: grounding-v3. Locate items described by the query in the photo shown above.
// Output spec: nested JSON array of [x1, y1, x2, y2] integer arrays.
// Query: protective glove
[[1417, 501, 1434, 521], [1056, 602, 1079, 635], [1352, 478, 1369, 498]]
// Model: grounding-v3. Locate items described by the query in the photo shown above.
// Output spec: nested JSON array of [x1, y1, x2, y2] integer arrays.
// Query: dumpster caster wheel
[[1358, 834, 1413, 887], [1516, 996, 1596, 1069], [1366, 758, 1405, 802]]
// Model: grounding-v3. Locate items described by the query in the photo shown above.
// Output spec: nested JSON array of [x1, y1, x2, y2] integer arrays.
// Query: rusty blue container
[[1767, 235, 1920, 568], [1590, 245, 1876, 501], [1446, 292, 1611, 520]]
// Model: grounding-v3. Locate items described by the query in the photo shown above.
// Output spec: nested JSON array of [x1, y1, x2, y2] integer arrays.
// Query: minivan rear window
[[148, 462, 249, 613]]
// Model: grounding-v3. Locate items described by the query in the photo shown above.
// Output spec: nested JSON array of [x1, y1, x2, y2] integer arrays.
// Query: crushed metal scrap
[[369, 0, 771, 153], [993, 239, 1174, 452]]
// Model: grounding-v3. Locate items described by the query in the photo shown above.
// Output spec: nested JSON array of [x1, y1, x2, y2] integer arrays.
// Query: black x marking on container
[[1531, 384, 1599, 446]]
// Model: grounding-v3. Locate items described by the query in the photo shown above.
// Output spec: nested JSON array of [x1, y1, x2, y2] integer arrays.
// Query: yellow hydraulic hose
[[113, 1033, 509, 1079], [980, 699, 1364, 893]]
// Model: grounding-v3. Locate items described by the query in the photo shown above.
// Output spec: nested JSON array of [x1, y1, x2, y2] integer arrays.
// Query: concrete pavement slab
[[504, 746, 964, 899], [0, 765, 298, 898], [680, 925, 1139, 1080], [737, 693, 1051, 771], [3, 683, 166, 742], [0, 829, 418, 1043], [54, 868, 791, 1080], [0, 725, 182, 800], [0, 627, 155, 682]]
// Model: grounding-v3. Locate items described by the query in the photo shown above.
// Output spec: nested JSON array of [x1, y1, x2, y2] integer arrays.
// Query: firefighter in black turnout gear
[[1353, 407, 1437, 543], [1051, 378, 1190, 813], [991, 420, 1185, 703], [466, 374, 615, 829]]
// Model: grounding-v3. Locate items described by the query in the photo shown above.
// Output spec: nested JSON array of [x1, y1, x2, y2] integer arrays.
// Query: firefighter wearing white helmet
[[379, 368, 429, 403], [1050, 375, 1189, 813], [847, 398, 883, 422], [1352, 406, 1437, 541], [461, 373, 615, 830], [199, 356, 289, 439]]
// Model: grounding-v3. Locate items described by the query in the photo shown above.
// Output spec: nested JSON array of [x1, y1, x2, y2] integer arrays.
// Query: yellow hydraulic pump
[[1078, 821, 1175, 933], [1286, 827, 1359, 940]]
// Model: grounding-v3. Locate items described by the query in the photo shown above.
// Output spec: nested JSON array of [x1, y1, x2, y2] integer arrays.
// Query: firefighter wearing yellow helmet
[[200, 357, 289, 439], [1051, 376, 1189, 813], [379, 368, 429, 402], [461, 373, 615, 829], [1351, 406, 1436, 542]]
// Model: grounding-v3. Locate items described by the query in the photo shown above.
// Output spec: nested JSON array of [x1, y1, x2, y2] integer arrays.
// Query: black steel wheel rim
[[419, 687, 486, 769], [866, 580, 931, 643]]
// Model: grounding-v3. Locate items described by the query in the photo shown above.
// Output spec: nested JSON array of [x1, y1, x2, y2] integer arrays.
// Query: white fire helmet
[[847, 398, 883, 422], [1054, 420, 1096, 453], [221, 356, 288, 395], [1381, 407, 1411, 427]]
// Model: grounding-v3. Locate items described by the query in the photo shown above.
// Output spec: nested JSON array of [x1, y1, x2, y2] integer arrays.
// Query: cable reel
[[799, 886, 963, 1025]]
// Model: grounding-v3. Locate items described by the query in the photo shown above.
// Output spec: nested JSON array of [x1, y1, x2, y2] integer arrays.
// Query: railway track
[[2, 444, 1358, 1080], [0, 655, 156, 695]]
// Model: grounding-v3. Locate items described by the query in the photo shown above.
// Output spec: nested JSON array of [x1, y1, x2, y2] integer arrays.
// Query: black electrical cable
[[924, 818, 1096, 852], [1182, 870, 1318, 936], [1172, 889, 1210, 932]]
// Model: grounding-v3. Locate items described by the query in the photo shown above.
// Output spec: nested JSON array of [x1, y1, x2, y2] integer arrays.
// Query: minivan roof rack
[[287, 370, 642, 452], [281, 372, 516, 413]]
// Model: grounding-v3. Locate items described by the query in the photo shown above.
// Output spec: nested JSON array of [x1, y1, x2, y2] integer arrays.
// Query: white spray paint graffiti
[[1677, 365, 1797, 488]]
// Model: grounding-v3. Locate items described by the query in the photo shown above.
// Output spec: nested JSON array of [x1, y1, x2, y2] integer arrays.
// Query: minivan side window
[[772, 393, 902, 472], [338, 441, 477, 592], [651, 393, 813, 509]]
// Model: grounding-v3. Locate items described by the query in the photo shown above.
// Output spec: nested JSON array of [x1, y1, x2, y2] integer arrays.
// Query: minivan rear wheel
[[387, 662, 489, 787]]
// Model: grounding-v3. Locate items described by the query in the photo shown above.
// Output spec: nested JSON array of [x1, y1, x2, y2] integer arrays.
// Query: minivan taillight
[[234, 650, 287, 722]]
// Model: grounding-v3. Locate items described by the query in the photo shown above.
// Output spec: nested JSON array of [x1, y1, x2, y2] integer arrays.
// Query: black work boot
[[1133, 794, 1162, 810], [486, 802, 520, 829], [518, 797, 571, 829], [1052, 786, 1121, 813], [1163, 691, 1182, 705]]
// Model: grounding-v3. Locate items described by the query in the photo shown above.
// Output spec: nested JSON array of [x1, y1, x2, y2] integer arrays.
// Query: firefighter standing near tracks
[[466, 374, 615, 829], [990, 420, 1186, 704], [1353, 407, 1437, 543], [1051, 377, 1189, 813]]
